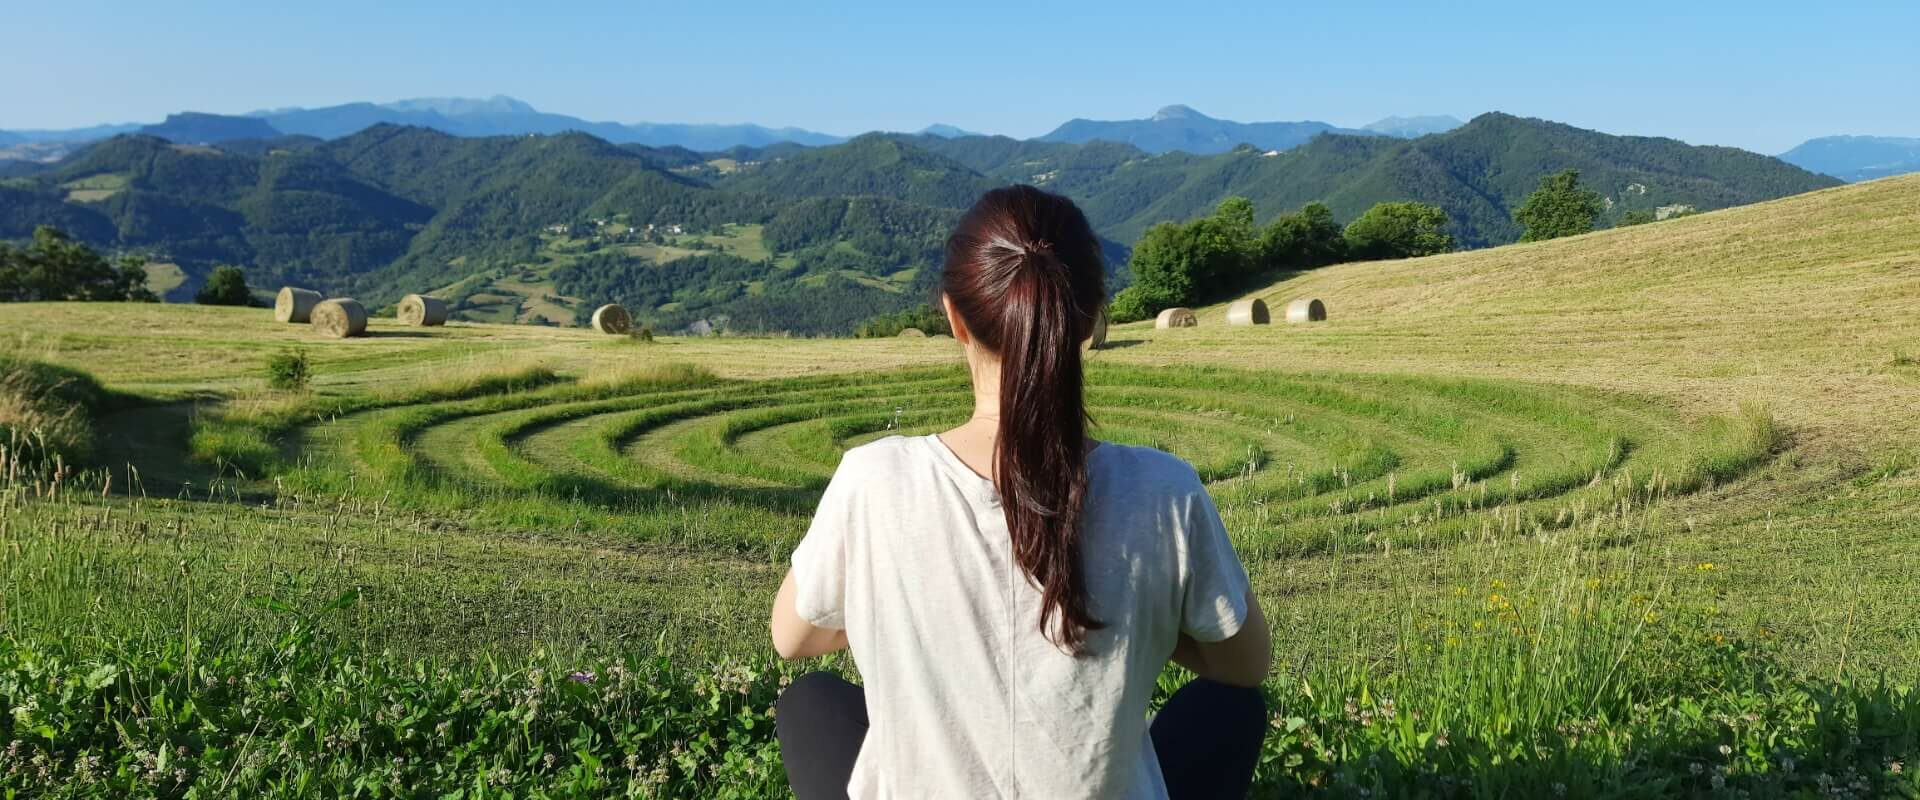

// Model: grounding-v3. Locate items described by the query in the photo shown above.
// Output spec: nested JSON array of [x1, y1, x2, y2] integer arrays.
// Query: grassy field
[[58, 171, 128, 203], [1, 175, 1917, 797]]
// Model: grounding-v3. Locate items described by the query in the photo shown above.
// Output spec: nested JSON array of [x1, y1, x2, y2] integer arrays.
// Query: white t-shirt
[[790, 434, 1251, 799]]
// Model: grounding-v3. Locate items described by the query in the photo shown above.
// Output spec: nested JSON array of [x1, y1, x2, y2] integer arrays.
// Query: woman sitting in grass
[[769, 185, 1272, 799]]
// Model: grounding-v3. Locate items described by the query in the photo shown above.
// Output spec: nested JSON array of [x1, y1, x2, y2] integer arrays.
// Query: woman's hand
[[770, 569, 849, 660]]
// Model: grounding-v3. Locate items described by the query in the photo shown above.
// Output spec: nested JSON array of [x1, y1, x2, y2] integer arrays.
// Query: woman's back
[[771, 184, 1268, 799], [789, 434, 1249, 798]]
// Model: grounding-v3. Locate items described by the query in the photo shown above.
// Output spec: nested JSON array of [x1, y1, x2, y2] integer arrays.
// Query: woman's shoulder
[[834, 434, 931, 475], [1090, 441, 1205, 489]]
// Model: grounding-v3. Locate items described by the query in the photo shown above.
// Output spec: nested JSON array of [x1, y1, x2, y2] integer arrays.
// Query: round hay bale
[[1087, 308, 1108, 349], [311, 298, 367, 339], [1154, 307, 1198, 329], [397, 293, 449, 326], [1285, 298, 1328, 323], [274, 287, 322, 323], [591, 304, 632, 335], [897, 327, 927, 338], [1226, 298, 1270, 326]]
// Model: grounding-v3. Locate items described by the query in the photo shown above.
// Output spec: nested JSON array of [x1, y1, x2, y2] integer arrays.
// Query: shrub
[[194, 265, 251, 306], [1106, 287, 1153, 324], [265, 350, 310, 391]]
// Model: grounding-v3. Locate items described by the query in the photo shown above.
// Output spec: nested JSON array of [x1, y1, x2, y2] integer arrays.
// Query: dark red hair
[[942, 185, 1106, 654]]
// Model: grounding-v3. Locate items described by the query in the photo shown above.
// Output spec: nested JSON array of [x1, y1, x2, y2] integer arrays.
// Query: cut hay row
[[276, 363, 1763, 557]]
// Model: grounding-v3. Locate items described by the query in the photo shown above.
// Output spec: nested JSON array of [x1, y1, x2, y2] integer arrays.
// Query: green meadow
[[1, 176, 1917, 797]]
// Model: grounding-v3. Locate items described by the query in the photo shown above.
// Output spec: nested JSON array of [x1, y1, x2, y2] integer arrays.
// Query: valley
[[0, 112, 1839, 337]]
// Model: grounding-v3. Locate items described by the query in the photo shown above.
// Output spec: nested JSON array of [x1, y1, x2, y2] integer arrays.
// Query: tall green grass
[[1, 483, 1911, 797]]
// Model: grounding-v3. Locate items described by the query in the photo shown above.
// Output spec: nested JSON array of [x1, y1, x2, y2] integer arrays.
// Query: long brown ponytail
[[941, 185, 1107, 654]]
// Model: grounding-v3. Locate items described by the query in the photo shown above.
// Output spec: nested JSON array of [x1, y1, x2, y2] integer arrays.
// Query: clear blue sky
[[4, 0, 1917, 153]]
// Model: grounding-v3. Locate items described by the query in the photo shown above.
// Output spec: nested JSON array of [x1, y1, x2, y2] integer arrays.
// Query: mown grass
[[187, 361, 569, 476], [226, 360, 1771, 569], [0, 176, 1916, 796], [9, 354, 1870, 798]]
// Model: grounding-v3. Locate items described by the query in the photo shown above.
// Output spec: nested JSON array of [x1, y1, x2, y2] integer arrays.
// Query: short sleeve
[[1181, 488, 1251, 642], [788, 455, 861, 629]]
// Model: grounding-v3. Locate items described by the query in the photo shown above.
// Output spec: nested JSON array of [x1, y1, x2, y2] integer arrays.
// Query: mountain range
[[1361, 115, 1467, 138], [2, 97, 1466, 161], [1039, 104, 1393, 154], [0, 110, 1837, 336], [0, 96, 845, 158], [9, 97, 1920, 184], [1777, 136, 1920, 182]]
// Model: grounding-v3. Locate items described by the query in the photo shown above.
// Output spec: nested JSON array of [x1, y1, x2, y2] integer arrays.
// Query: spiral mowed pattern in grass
[[292, 364, 1773, 555]]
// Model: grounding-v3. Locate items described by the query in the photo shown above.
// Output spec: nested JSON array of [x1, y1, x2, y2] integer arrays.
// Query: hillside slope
[[1165, 173, 1920, 448], [2, 115, 1843, 333]]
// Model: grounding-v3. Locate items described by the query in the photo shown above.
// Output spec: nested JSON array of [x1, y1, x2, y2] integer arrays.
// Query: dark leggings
[[776, 672, 1267, 799]]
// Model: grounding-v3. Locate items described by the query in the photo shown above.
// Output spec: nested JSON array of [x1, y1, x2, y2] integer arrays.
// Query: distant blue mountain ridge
[[1362, 115, 1466, 138], [14, 98, 1917, 180], [1, 97, 1476, 158], [1777, 135, 1920, 182], [0, 96, 846, 153], [1039, 104, 1374, 154]]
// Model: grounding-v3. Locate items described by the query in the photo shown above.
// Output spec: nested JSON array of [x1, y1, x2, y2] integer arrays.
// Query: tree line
[[1106, 169, 1629, 322], [0, 227, 156, 303], [1107, 197, 1454, 322]]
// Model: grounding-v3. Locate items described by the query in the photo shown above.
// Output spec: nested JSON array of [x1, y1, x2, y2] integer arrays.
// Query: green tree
[[1514, 169, 1606, 242], [1114, 222, 1198, 318], [1202, 196, 1258, 286], [1344, 202, 1455, 260], [196, 265, 252, 306], [0, 226, 155, 303], [1212, 197, 1257, 246], [1257, 202, 1347, 270]]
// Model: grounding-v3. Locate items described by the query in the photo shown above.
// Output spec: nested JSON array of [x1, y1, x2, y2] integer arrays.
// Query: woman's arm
[[770, 568, 849, 660], [1170, 588, 1271, 688]]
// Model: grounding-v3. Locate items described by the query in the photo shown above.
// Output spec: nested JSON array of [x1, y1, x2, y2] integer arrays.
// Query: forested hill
[[0, 113, 1838, 334], [896, 112, 1841, 246]]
